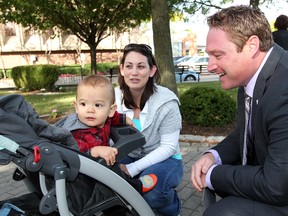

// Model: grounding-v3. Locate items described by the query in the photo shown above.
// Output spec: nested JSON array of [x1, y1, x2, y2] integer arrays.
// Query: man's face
[[205, 27, 253, 90]]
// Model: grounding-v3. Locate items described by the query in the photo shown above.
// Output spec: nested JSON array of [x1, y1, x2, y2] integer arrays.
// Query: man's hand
[[191, 153, 215, 192]]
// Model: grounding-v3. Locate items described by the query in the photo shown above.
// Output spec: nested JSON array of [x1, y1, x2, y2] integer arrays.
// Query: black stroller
[[0, 94, 155, 216]]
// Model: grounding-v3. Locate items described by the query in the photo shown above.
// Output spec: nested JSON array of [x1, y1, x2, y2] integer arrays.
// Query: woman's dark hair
[[118, 43, 160, 110], [274, 15, 288, 30]]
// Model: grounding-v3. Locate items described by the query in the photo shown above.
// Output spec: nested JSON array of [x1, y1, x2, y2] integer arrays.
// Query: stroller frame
[[0, 94, 155, 216]]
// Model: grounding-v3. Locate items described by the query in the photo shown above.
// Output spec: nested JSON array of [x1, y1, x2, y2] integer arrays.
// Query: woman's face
[[120, 51, 156, 93]]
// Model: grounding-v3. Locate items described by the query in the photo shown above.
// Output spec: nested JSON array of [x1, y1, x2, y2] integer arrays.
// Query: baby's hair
[[77, 74, 115, 104]]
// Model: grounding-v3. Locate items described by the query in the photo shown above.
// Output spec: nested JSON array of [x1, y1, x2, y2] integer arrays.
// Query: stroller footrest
[[39, 187, 58, 214]]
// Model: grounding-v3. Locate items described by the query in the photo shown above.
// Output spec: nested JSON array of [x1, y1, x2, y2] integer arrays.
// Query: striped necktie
[[242, 94, 252, 165]]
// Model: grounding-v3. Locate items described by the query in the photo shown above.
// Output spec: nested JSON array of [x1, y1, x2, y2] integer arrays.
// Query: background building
[[0, 20, 206, 72]]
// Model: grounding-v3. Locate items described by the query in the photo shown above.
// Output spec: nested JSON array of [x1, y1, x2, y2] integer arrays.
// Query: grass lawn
[[0, 89, 76, 117], [0, 81, 238, 117]]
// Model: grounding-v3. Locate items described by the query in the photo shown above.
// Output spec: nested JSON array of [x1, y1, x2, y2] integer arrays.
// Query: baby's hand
[[91, 146, 118, 166]]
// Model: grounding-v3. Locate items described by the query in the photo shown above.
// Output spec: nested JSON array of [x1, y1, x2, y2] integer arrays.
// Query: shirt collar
[[122, 101, 149, 114], [245, 47, 273, 97]]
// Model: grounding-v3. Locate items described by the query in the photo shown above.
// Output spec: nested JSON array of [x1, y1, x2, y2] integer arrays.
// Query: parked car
[[177, 56, 209, 73], [173, 56, 183, 62], [175, 66, 199, 83], [173, 56, 194, 65]]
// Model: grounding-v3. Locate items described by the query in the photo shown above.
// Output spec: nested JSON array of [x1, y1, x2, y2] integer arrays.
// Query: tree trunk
[[90, 47, 97, 74], [88, 39, 97, 74], [151, 0, 178, 95]]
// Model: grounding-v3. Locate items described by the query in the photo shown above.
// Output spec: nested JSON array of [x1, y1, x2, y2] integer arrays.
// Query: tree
[[151, 0, 178, 94], [0, 0, 282, 92], [155, 0, 283, 94], [149, 0, 226, 93], [0, 0, 151, 74], [172, 0, 287, 16]]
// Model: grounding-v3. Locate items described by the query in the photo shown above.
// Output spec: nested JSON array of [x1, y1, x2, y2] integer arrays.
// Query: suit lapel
[[251, 44, 285, 137], [238, 87, 246, 155]]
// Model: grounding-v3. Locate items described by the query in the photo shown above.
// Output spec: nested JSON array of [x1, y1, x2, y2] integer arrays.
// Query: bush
[[11, 65, 61, 91], [180, 86, 236, 127], [57, 62, 118, 76], [6, 69, 12, 78], [96, 62, 119, 74], [58, 65, 90, 76], [0, 69, 12, 79]]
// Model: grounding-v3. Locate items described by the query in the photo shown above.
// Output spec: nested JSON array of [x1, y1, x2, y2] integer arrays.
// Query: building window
[[5, 22, 16, 36]]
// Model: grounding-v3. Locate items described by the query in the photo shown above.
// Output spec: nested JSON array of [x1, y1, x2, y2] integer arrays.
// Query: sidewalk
[[0, 135, 224, 216], [0, 78, 15, 89]]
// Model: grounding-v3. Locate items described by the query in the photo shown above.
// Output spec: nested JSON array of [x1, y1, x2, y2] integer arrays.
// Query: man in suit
[[191, 5, 288, 216]]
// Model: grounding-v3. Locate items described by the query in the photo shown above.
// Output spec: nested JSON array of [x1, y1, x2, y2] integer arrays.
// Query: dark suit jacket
[[210, 44, 288, 207], [273, 30, 288, 51]]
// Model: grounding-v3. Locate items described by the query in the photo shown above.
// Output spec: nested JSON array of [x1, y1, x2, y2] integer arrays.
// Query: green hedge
[[0, 68, 12, 79], [57, 62, 118, 75], [180, 86, 237, 127], [96, 62, 118, 74], [57, 65, 90, 76], [11, 65, 60, 91], [9, 62, 119, 91]]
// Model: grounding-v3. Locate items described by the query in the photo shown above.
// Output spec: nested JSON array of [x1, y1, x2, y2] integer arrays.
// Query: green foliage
[[7, 62, 120, 92], [97, 62, 119, 74], [58, 65, 90, 76], [169, 0, 263, 22], [0, 0, 152, 74], [56, 62, 118, 76], [11, 65, 61, 91], [0, 1, 151, 31], [0, 69, 12, 79], [178, 82, 238, 102], [180, 86, 236, 127], [5, 69, 12, 78]]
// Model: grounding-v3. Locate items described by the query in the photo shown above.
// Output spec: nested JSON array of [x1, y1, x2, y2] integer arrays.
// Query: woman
[[115, 43, 183, 216]]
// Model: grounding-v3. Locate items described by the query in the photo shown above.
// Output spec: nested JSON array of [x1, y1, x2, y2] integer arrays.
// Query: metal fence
[[0, 74, 118, 90], [54, 74, 118, 87]]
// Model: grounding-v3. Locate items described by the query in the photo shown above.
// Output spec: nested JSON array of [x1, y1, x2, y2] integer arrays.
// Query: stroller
[[0, 94, 155, 216]]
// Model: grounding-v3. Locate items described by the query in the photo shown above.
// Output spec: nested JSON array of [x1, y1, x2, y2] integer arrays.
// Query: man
[[273, 14, 288, 50], [191, 5, 288, 216]]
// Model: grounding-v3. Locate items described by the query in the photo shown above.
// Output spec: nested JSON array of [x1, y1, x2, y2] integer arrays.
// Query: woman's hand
[[120, 163, 131, 177], [90, 146, 118, 166]]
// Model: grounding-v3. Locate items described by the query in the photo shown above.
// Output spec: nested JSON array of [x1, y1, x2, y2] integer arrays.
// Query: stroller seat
[[0, 94, 155, 216]]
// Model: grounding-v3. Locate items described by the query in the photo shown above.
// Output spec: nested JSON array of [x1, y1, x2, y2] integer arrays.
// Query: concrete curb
[[179, 134, 226, 145]]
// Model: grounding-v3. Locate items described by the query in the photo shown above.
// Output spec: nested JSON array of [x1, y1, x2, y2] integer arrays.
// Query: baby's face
[[74, 85, 114, 128]]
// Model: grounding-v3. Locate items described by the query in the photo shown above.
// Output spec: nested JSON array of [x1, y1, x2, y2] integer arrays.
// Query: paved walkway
[[0, 135, 225, 216]]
